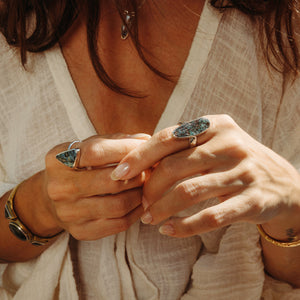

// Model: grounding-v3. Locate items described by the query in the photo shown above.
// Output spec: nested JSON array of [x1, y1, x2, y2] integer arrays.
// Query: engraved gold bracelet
[[257, 224, 300, 248]]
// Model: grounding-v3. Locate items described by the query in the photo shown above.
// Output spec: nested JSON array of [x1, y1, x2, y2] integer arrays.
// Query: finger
[[54, 188, 142, 223], [68, 205, 144, 240], [158, 196, 252, 238], [101, 133, 151, 140], [81, 135, 152, 168], [48, 167, 148, 200], [50, 136, 149, 170], [141, 170, 247, 225], [110, 116, 217, 181]]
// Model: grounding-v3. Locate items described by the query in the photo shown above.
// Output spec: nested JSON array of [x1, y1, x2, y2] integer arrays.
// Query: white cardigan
[[0, 2, 300, 299]]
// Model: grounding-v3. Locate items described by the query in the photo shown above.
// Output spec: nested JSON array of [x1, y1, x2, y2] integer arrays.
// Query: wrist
[[13, 172, 63, 238], [260, 208, 300, 244], [262, 178, 300, 242]]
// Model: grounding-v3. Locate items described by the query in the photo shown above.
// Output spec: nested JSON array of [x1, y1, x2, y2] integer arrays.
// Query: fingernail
[[110, 162, 130, 180], [142, 196, 149, 211], [141, 211, 153, 224], [128, 133, 151, 139], [159, 224, 175, 236]]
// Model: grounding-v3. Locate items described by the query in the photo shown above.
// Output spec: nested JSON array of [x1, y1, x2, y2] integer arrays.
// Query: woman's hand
[[110, 115, 300, 239], [43, 133, 150, 241]]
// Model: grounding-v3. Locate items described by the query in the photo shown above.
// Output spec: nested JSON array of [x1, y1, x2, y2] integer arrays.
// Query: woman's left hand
[[111, 115, 300, 238]]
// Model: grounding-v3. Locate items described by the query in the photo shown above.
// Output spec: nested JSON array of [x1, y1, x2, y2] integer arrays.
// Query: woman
[[0, 0, 299, 299]]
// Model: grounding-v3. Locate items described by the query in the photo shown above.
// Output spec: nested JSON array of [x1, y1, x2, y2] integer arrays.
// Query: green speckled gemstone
[[56, 149, 80, 168], [173, 118, 210, 138]]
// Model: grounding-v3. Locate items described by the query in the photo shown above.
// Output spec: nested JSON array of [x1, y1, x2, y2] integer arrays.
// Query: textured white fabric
[[1, 1, 300, 300]]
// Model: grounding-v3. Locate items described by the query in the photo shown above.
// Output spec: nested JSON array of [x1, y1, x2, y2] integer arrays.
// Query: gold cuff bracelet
[[5, 184, 63, 246]]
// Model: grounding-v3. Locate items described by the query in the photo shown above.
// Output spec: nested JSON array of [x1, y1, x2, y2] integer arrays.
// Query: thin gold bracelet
[[257, 224, 300, 248]]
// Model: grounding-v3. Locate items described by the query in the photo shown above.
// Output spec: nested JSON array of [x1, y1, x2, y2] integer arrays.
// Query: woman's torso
[[1, 2, 299, 298]]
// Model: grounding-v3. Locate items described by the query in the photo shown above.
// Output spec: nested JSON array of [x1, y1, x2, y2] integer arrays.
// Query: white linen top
[[1, 2, 300, 299]]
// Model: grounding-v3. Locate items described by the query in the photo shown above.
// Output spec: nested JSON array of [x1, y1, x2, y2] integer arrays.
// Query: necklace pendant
[[120, 1, 146, 40], [121, 12, 133, 40]]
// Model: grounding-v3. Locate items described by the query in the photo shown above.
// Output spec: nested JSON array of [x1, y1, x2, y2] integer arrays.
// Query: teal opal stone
[[56, 149, 80, 168], [173, 118, 210, 138]]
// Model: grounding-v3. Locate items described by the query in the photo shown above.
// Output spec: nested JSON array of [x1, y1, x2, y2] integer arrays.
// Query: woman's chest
[[60, 1, 204, 135]]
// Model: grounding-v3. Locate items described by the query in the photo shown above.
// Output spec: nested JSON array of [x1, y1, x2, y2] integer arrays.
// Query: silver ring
[[173, 117, 210, 148], [56, 140, 82, 170]]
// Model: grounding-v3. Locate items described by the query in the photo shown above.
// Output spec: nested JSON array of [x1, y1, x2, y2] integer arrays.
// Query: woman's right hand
[[43, 134, 150, 241]]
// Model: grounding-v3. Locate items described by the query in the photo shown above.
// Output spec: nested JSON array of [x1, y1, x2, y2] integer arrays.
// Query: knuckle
[[55, 207, 74, 223], [55, 210, 66, 223], [84, 141, 105, 163], [203, 210, 224, 229], [47, 178, 80, 203], [143, 184, 158, 205], [112, 180, 130, 194], [45, 150, 54, 168], [196, 147, 216, 161], [113, 178, 142, 194], [46, 144, 61, 158], [219, 114, 236, 128], [69, 221, 105, 241], [70, 229, 86, 241], [182, 222, 197, 236], [155, 127, 173, 146], [68, 180, 81, 196], [239, 160, 256, 183], [112, 197, 131, 217], [46, 143, 71, 168], [47, 179, 66, 201], [119, 141, 142, 156], [245, 192, 264, 215], [110, 132, 127, 139], [227, 137, 248, 158], [68, 179, 81, 195], [116, 217, 132, 232], [175, 182, 199, 203], [233, 137, 247, 152], [159, 156, 176, 179]]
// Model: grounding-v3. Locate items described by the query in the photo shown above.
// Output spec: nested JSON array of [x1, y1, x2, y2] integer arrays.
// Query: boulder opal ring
[[56, 140, 82, 170], [172, 117, 210, 148]]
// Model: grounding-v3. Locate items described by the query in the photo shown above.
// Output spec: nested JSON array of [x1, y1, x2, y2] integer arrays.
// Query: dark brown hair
[[211, 0, 299, 75], [0, 0, 299, 96]]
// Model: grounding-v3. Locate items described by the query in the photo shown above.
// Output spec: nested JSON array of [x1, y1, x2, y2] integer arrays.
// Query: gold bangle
[[4, 184, 63, 246], [257, 224, 300, 248]]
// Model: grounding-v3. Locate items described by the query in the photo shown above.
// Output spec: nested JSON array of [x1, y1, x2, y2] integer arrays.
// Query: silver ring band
[[68, 140, 81, 150]]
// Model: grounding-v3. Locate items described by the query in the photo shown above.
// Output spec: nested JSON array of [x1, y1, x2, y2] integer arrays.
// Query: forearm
[[0, 171, 63, 262]]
